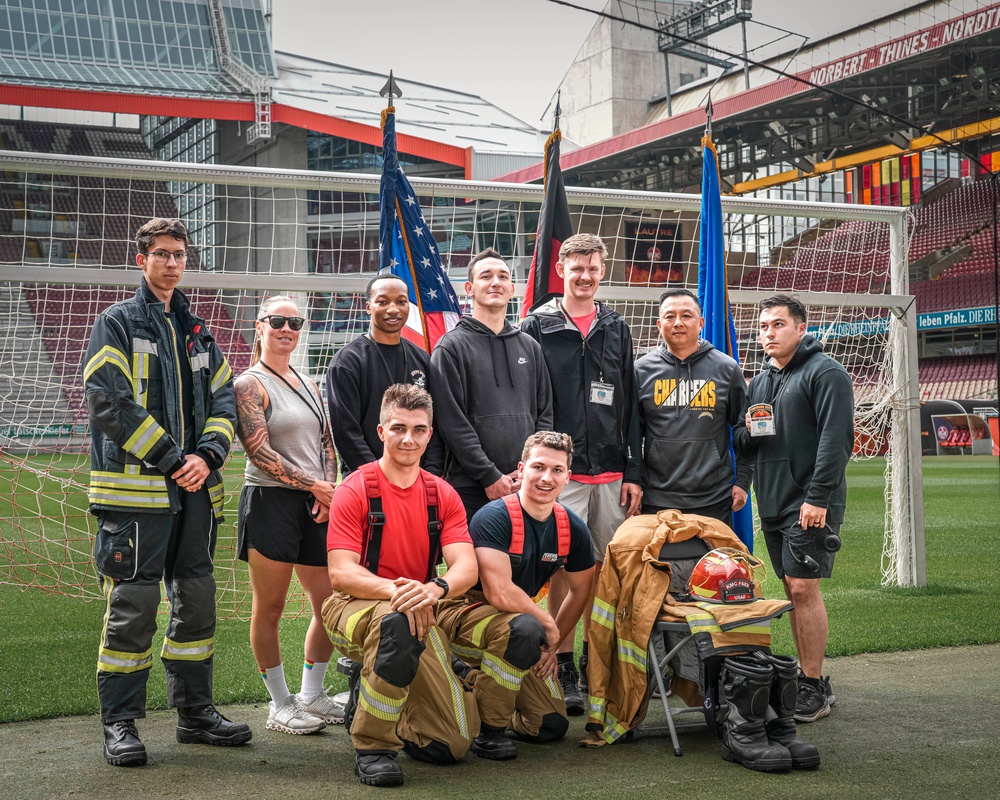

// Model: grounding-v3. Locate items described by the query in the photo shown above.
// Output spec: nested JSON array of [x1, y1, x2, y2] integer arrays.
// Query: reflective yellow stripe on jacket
[[89, 469, 170, 509]]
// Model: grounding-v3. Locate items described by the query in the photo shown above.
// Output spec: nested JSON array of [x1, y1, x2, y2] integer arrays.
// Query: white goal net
[[0, 149, 925, 619]]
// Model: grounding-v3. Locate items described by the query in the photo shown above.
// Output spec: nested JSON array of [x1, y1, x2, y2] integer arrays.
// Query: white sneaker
[[266, 698, 326, 734], [296, 691, 347, 725]]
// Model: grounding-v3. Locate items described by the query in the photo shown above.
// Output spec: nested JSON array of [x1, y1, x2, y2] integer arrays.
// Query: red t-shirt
[[327, 464, 471, 581], [569, 307, 598, 336]]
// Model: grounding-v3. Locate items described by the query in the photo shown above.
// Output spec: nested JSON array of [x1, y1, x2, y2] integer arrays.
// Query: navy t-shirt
[[469, 497, 595, 597]]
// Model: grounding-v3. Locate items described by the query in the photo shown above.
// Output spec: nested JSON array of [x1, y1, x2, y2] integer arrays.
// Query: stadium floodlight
[[657, 0, 754, 115]]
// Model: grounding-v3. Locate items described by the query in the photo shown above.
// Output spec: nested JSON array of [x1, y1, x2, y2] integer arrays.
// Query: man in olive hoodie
[[734, 294, 854, 725], [635, 289, 752, 528], [430, 248, 553, 519]]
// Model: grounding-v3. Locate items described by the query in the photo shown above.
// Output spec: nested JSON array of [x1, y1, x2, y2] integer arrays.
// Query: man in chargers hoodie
[[430, 248, 553, 520], [635, 289, 752, 528], [734, 294, 854, 725]]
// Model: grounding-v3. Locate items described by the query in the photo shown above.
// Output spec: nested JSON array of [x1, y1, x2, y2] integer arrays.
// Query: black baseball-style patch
[[721, 577, 755, 603]]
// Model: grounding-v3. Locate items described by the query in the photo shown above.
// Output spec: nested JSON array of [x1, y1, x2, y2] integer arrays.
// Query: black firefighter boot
[[719, 655, 792, 773], [755, 652, 821, 769]]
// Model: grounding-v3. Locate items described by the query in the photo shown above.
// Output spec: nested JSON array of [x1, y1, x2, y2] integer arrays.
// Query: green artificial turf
[[1, 455, 998, 723]]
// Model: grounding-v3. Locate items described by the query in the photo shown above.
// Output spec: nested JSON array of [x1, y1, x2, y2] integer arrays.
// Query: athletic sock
[[556, 652, 575, 667], [580, 641, 589, 663], [261, 663, 291, 706], [299, 659, 330, 701]]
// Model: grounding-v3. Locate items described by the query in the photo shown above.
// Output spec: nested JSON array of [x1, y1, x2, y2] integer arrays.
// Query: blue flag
[[697, 134, 754, 551], [379, 106, 461, 351]]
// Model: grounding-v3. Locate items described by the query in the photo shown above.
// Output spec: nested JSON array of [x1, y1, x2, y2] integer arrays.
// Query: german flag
[[522, 129, 573, 316]]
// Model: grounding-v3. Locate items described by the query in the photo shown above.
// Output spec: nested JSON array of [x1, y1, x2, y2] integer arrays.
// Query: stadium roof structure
[[498, 0, 1000, 193], [269, 52, 550, 177], [0, 0, 548, 178]]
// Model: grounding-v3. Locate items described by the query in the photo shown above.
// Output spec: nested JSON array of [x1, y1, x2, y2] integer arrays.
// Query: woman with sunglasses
[[234, 295, 341, 734]]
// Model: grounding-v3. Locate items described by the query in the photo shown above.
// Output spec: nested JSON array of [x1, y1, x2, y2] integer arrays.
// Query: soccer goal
[[0, 149, 925, 619]]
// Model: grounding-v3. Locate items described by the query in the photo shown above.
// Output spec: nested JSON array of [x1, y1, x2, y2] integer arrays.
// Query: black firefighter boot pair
[[719, 653, 820, 772]]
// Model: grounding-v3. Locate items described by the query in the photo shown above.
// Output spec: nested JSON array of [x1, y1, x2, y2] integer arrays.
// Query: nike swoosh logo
[[518, 357, 527, 364]]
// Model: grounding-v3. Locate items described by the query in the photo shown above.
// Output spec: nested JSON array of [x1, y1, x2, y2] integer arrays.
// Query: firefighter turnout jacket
[[83, 280, 236, 517]]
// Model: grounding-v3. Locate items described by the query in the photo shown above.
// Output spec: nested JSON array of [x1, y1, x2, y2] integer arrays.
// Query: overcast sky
[[271, 0, 944, 126]]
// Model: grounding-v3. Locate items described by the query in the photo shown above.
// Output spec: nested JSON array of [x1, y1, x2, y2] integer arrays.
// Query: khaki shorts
[[559, 479, 626, 562]]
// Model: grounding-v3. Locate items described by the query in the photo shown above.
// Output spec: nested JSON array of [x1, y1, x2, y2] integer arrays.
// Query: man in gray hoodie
[[430, 248, 554, 519], [635, 289, 752, 528]]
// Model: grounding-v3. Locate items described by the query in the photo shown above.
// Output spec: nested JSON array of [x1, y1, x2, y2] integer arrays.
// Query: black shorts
[[763, 522, 840, 580], [237, 485, 328, 567]]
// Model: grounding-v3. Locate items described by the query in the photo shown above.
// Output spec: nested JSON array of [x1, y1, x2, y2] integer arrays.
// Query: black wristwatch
[[431, 577, 449, 598]]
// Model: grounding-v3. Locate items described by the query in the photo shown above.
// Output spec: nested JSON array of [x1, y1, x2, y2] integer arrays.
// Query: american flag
[[379, 106, 461, 352]]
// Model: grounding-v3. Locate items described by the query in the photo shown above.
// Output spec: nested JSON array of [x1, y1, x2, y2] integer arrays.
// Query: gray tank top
[[243, 363, 327, 489]]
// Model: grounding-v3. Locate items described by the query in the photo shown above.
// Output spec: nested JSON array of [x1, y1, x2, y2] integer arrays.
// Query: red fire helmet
[[686, 547, 765, 604]]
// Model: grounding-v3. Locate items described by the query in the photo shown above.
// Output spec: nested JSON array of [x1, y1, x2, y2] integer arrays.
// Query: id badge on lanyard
[[590, 381, 615, 406], [748, 402, 776, 437]]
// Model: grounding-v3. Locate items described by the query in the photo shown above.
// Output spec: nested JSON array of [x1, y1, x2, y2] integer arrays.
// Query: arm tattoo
[[322, 424, 338, 482], [235, 375, 317, 491]]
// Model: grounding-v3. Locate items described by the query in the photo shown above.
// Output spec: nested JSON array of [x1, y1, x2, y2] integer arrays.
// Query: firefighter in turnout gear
[[323, 384, 480, 787], [83, 218, 249, 767], [438, 432, 595, 760]]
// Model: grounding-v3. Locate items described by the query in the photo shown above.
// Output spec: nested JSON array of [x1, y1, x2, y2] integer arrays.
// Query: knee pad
[[402, 738, 457, 764], [373, 612, 424, 687], [534, 712, 569, 743], [502, 614, 544, 670], [166, 574, 217, 640]]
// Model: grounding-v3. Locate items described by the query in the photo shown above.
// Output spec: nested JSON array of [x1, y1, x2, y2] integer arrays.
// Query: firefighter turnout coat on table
[[83, 279, 236, 721]]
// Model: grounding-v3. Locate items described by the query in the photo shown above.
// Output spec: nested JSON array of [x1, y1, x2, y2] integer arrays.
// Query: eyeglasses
[[259, 314, 305, 331], [145, 250, 188, 262]]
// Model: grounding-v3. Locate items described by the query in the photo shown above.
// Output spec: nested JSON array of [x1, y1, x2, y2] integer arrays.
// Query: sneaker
[[176, 704, 253, 746], [557, 662, 586, 716], [103, 719, 147, 767], [471, 725, 517, 760], [355, 750, 404, 787], [296, 691, 346, 725], [267, 698, 326, 734], [794, 679, 831, 723], [820, 675, 836, 706]]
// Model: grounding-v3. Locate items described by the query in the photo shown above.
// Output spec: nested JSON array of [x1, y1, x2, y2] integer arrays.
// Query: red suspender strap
[[502, 493, 525, 559], [359, 462, 385, 574], [422, 471, 443, 582], [552, 502, 571, 559]]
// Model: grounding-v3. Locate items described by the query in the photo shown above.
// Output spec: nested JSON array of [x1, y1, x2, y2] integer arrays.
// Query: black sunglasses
[[260, 314, 305, 331]]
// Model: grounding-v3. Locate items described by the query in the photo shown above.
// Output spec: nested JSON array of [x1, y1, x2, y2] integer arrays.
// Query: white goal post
[[0, 149, 925, 619]]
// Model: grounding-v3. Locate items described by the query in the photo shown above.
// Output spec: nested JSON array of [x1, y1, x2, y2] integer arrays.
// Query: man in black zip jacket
[[430, 248, 553, 519], [635, 289, 752, 527], [325, 273, 444, 476], [734, 294, 854, 724], [521, 233, 643, 715]]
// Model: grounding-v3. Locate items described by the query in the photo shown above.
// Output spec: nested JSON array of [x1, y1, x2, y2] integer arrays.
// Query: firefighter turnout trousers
[[438, 596, 568, 742], [94, 486, 218, 722], [322, 592, 479, 761]]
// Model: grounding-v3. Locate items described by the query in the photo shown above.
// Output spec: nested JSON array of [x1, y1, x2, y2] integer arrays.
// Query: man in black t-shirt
[[325, 273, 444, 475], [437, 432, 595, 761]]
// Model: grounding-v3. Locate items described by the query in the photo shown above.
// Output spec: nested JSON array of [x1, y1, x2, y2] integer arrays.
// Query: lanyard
[[367, 335, 410, 385], [258, 360, 325, 434]]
